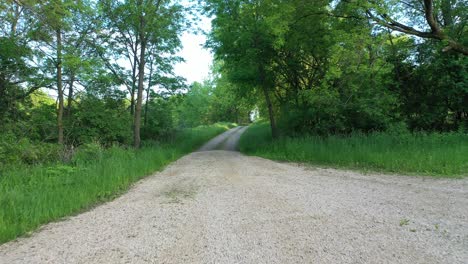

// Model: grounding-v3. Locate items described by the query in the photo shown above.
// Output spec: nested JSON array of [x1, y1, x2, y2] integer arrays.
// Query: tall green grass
[[239, 122, 468, 177], [0, 123, 233, 244]]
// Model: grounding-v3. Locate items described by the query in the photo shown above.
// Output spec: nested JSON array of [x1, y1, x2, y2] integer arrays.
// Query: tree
[[206, 0, 293, 138], [100, 0, 185, 148], [339, 0, 468, 55], [0, 0, 51, 123], [22, 0, 75, 144]]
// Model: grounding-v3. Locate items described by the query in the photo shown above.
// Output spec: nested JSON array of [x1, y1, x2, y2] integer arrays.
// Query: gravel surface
[[198, 126, 247, 151], [1, 129, 467, 264]]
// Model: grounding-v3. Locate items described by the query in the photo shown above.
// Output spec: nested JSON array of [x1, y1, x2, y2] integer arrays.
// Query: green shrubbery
[[71, 142, 105, 165], [240, 122, 468, 177], [68, 95, 133, 145], [0, 133, 61, 169], [141, 97, 177, 141]]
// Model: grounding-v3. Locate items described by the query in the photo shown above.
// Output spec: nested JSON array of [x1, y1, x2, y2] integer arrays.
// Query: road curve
[[0, 132, 467, 264]]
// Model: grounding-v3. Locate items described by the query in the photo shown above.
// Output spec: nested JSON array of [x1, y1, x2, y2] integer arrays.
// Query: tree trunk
[[259, 67, 278, 139], [262, 86, 279, 139], [10, 4, 21, 37], [66, 73, 74, 117], [134, 31, 147, 148], [144, 59, 154, 126], [56, 28, 64, 145], [130, 89, 135, 114], [130, 50, 138, 116]]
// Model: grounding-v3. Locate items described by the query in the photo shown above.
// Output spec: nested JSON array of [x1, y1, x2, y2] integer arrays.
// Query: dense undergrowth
[[239, 122, 468, 178], [0, 122, 235, 244]]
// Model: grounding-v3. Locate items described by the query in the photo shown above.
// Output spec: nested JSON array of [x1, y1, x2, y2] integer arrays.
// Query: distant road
[[198, 126, 248, 151], [1, 127, 467, 263]]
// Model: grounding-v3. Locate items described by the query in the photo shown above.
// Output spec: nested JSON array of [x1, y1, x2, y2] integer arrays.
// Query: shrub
[[0, 133, 61, 169], [71, 142, 104, 165]]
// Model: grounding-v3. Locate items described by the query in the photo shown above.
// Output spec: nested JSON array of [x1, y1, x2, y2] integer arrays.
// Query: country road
[[1, 128, 467, 264], [198, 126, 248, 151]]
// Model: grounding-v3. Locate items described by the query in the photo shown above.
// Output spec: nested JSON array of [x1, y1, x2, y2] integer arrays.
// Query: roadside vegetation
[[207, 1, 467, 177], [0, 123, 234, 244], [240, 123, 468, 177]]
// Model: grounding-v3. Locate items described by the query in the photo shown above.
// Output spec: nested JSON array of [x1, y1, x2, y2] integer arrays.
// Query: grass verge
[[0, 123, 233, 244], [239, 122, 468, 178]]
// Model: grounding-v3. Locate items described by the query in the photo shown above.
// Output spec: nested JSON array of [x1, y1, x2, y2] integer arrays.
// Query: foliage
[[0, 134, 61, 169], [99, 0, 187, 148], [175, 78, 253, 128], [390, 47, 468, 131], [206, 0, 467, 136], [71, 142, 104, 165], [175, 81, 213, 127], [68, 95, 132, 145], [336, 0, 468, 55], [142, 96, 176, 140]]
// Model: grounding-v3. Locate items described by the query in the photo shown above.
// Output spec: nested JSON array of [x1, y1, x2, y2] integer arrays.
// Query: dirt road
[[198, 126, 248, 151], [1, 128, 467, 263]]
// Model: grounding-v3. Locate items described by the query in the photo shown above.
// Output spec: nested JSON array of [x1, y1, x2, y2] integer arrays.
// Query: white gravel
[[0, 129, 467, 264]]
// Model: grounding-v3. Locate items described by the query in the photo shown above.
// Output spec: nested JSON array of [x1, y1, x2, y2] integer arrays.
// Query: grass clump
[[239, 122, 468, 177], [0, 123, 230, 244]]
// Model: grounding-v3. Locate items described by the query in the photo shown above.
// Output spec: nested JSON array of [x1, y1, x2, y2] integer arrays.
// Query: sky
[[174, 16, 214, 84]]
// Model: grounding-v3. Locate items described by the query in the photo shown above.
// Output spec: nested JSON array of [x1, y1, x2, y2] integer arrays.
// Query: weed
[[400, 219, 410, 227]]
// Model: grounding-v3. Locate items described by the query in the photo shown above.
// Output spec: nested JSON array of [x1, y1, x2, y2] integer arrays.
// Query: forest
[[0, 0, 467, 243]]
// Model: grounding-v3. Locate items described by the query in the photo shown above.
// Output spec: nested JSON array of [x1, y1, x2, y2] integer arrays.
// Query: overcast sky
[[173, 16, 213, 84]]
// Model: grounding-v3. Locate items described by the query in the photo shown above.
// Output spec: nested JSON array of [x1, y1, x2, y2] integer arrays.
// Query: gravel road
[[1, 128, 467, 264], [198, 126, 248, 151]]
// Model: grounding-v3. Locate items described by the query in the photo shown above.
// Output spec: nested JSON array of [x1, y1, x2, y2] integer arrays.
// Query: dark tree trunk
[[56, 28, 64, 145], [262, 86, 279, 139], [130, 50, 137, 116], [134, 18, 147, 148], [259, 67, 278, 139], [66, 73, 74, 117], [10, 4, 21, 37], [144, 59, 154, 126]]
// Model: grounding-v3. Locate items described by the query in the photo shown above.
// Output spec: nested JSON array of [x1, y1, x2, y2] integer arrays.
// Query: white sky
[[174, 16, 213, 84]]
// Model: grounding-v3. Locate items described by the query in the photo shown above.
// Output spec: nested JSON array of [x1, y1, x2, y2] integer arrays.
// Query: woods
[[205, 0, 467, 137], [2, 0, 466, 158], [1, 1, 467, 169], [1, 0, 187, 151]]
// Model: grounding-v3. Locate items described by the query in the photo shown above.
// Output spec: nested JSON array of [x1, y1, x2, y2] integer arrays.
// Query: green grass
[[239, 122, 468, 178], [0, 123, 233, 244]]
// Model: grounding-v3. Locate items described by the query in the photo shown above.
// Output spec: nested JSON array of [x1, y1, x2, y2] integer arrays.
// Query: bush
[[142, 97, 177, 141], [71, 142, 104, 165], [0, 133, 61, 169], [68, 95, 132, 145]]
